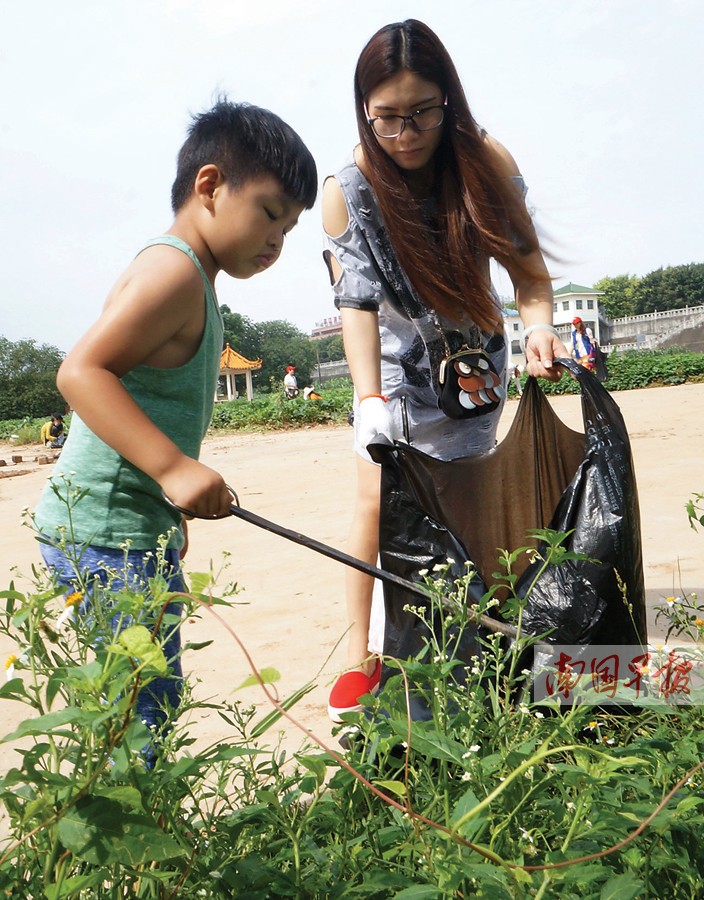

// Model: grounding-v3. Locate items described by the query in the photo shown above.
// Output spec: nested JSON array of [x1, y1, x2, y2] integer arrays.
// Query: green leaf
[[675, 795, 704, 815], [450, 788, 486, 840], [393, 887, 440, 899], [93, 785, 144, 809], [595, 753, 648, 774], [250, 681, 315, 737], [374, 779, 408, 799], [600, 873, 644, 900], [2, 707, 87, 742], [236, 667, 281, 690], [188, 571, 215, 594], [388, 720, 466, 764], [115, 624, 168, 675], [58, 796, 185, 866], [44, 873, 106, 900], [182, 639, 213, 652], [297, 754, 328, 787], [0, 677, 28, 700]]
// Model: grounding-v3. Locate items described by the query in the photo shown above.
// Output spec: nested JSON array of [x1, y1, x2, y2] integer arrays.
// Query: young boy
[[34, 99, 317, 740]]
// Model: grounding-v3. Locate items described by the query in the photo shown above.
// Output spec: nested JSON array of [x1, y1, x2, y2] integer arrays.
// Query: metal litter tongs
[[163, 487, 521, 641]]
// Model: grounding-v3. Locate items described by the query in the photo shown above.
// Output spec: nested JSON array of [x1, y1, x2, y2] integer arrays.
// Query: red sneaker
[[327, 659, 382, 722]]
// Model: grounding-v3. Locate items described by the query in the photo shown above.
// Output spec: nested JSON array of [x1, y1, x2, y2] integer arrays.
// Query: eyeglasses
[[367, 104, 446, 139]]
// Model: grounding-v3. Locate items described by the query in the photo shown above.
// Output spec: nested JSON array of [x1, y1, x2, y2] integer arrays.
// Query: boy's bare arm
[[58, 247, 232, 518]]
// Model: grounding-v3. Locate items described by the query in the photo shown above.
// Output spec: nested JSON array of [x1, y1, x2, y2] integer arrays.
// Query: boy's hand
[[159, 457, 232, 519]]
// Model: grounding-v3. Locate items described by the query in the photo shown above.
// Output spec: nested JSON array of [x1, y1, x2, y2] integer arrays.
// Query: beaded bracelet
[[358, 393, 389, 403], [520, 323, 562, 354]]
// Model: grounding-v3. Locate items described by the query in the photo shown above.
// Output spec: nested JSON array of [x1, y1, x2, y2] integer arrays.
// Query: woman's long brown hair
[[355, 19, 543, 332]]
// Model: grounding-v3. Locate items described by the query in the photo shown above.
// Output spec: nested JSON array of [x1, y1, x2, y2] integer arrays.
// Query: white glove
[[357, 395, 395, 450]]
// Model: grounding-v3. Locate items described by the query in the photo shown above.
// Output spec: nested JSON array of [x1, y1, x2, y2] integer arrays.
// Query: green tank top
[[34, 236, 224, 550]]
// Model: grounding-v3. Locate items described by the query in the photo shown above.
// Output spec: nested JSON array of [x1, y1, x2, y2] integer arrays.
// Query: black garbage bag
[[370, 358, 647, 690], [594, 346, 609, 383]]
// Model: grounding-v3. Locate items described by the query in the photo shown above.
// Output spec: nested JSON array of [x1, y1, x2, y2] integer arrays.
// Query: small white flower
[[534, 711, 545, 719], [418, 568, 429, 577], [56, 606, 76, 629], [461, 772, 472, 781], [446, 558, 455, 566], [518, 705, 530, 715], [469, 744, 480, 753], [566, 801, 576, 810]]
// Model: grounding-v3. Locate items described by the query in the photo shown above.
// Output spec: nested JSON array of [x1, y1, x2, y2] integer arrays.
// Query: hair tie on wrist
[[520, 323, 561, 354], [359, 393, 389, 403]]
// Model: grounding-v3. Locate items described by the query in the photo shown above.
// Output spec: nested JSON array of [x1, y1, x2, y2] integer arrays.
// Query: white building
[[551, 283, 604, 345], [505, 282, 604, 368]]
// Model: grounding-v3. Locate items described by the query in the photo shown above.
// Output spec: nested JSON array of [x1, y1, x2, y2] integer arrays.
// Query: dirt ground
[[1, 383, 703, 778]]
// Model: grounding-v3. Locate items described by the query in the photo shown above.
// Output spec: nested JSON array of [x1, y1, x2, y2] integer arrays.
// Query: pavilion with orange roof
[[218, 343, 262, 402]]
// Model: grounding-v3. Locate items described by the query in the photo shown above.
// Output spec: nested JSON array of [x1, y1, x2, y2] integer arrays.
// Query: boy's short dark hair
[[171, 99, 317, 213]]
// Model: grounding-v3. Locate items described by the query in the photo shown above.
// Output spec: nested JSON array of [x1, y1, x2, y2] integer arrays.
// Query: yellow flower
[[695, 619, 704, 627], [588, 720, 598, 729], [64, 591, 83, 609], [4, 654, 18, 670]]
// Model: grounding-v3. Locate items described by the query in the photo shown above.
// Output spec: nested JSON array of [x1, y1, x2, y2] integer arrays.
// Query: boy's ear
[[193, 164, 223, 210]]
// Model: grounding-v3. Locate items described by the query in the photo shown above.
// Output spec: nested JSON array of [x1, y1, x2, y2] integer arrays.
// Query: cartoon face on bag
[[455, 358, 503, 410]]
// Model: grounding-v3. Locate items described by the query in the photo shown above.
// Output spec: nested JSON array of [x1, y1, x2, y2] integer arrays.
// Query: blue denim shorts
[[39, 541, 186, 731]]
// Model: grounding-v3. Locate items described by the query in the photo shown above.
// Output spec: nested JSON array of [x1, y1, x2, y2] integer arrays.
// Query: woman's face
[[365, 70, 444, 173]]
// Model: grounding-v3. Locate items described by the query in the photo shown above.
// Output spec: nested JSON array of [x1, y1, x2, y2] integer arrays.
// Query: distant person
[[40, 413, 66, 448], [33, 99, 317, 752], [49, 413, 67, 448], [39, 417, 54, 447], [511, 364, 524, 397], [571, 316, 596, 371], [303, 385, 323, 400], [284, 365, 299, 399]]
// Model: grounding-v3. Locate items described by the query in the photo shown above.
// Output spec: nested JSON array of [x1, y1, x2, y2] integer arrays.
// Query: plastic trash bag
[[370, 358, 647, 672]]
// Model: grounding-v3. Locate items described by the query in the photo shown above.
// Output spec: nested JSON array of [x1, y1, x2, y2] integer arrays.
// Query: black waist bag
[[370, 358, 647, 675]]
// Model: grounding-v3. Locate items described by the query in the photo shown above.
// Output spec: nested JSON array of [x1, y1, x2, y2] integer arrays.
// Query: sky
[[1, 0, 702, 354]]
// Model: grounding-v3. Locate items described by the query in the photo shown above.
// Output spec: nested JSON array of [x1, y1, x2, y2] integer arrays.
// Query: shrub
[[3, 508, 704, 895], [507, 349, 704, 398], [209, 379, 353, 432]]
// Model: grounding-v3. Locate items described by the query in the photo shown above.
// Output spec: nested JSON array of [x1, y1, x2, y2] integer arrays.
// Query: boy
[[34, 99, 317, 741]]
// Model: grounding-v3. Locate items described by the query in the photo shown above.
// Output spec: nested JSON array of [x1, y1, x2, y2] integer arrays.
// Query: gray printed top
[[323, 159, 527, 461]]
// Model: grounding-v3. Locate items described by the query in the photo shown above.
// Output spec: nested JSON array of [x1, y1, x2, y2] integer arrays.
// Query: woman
[[571, 316, 597, 371], [323, 19, 564, 721]]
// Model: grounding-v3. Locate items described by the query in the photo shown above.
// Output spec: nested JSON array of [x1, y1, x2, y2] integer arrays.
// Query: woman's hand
[[524, 330, 565, 382], [357, 395, 396, 449]]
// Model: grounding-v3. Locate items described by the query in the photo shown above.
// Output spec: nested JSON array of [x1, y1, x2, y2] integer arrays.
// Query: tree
[[632, 263, 704, 315], [0, 337, 65, 419], [220, 305, 258, 359], [314, 334, 345, 363], [593, 274, 639, 319], [251, 320, 318, 391]]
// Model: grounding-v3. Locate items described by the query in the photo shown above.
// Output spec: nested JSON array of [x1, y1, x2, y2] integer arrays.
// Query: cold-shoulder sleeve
[[322, 179, 384, 313]]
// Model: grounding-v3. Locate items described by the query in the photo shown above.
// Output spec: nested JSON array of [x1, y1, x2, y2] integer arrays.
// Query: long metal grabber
[[163, 488, 522, 641]]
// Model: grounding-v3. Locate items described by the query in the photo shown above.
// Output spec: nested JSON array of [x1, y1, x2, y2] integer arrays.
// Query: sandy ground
[[1, 383, 703, 780]]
